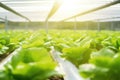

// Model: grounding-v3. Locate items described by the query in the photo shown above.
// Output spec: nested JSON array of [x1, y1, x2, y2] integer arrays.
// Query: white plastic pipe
[[50, 46, 84, 80]]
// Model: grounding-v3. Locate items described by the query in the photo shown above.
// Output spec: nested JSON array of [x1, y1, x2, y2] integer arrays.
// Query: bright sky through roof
[[50, 0, 113, 21], [0, 0, 120, 21]]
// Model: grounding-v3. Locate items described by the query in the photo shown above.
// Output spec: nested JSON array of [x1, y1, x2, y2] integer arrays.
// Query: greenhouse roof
[[0, 0, 120, 22]]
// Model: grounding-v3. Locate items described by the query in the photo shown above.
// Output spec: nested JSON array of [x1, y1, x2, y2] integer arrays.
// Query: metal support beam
[[25, 22, 28, 30], [5, 16, 8, 32], [45, 21, 49, 34], [24, 20, 29, 30], [86, 22, 89, 30], [45, 0, 62, 21], [92, 16, 120, 22], [0, 2, 31, 22], [61, 0, 120, 21], [111, 22, 114, 30], [74, 18, 77, 31], [97, 21, 100, 31], [45, 0, 62, 33], [0, 17, 11, 22]]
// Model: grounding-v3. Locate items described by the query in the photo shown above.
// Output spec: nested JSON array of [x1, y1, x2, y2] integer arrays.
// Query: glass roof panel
[[0, 0, 120, 22], [0, 0, 54, 21], [74, 4, 120, 22], [0, 7, 25, 21], [50, 0, 115, 21]]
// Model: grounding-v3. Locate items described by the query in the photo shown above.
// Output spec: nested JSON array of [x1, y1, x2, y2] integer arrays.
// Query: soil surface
[[48, 75, 64, 80], [0, 53, 9, 62]]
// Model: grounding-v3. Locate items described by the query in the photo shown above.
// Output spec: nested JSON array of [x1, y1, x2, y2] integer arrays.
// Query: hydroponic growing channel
[[0, 0, 120, 80]]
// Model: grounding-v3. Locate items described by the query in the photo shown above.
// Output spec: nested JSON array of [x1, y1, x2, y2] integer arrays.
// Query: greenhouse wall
[[0, 22, 4, 29], [0, 21, 120, 30]]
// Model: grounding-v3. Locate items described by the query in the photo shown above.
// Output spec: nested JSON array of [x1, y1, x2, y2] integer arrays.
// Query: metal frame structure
[[0, 0, 120, 30], [0, 17, 5, 21], [87, 16, 120, 31], [45, 0, 62, 33], [0, 17, 11, 22], [97, 17, 120, 31], [91, 16, 120, 31], [61, 0, 120, 21], [0, 2, 31, 22], [0, 17, 10, 32], [0, 1, 31, 31], [74, 18, 77, 31], [5, 16, 8, 32], [96, 17, 120, 22]]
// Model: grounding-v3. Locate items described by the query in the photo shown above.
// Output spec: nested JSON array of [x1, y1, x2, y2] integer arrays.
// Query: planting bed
[[1, 30, 120, 80]]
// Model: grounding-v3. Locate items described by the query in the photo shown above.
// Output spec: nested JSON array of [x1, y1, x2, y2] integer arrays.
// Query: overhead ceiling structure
[[50, 0, 120, 21], [99, 17, 120, 22], [0, 0, 120, 22], [0, 2, 30, 22], [59, 0, 120, 21], [0, 0, 54, 22], [45, 0, 63, 21], [76, 4, 120, 22], [0, 17, 11, 22]]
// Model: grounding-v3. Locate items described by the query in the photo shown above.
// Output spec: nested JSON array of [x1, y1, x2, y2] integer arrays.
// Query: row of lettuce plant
[[1, 30, 120, 80], [0, 31, 32, 61], [0, 30, 63, 80], [44, 30, 120, 80]]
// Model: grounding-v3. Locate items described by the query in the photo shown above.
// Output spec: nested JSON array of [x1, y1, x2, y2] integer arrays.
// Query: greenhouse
[[0, 0, 120, 80]]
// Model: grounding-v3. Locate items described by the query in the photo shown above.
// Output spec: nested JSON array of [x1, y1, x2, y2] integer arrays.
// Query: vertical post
[[119, 21, 120, 30], [46, 20, 49, 34], [86, 22, 89, 30], [25, 21, 28, 30], [111, 22, 114, 31], [97, 20, 100, 31], [74, 17, 77, 31], [5, 16, 8, 32]]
